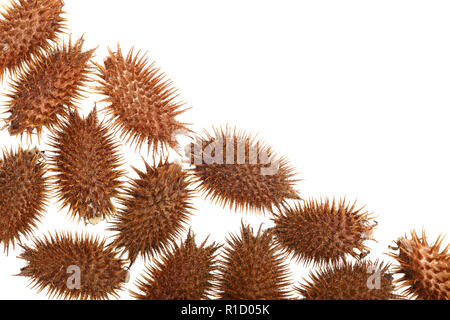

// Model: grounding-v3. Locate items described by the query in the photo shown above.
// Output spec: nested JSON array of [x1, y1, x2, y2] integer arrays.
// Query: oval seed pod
[[95, 44, 190, 154], [18, 233, 129, 300], [271, 198, 376, 266], [295, 260, 398, 300], [3, 37, 95, 140], [48, 108, 124, 224], [0, 0, 65, 79], [389, 230, 450, 300], [0, 147, 48, 253], [217, 222, 291, 300], [189, 127, 300, 213], [131, 231, 220, 300], [109, 159, 194, 264]]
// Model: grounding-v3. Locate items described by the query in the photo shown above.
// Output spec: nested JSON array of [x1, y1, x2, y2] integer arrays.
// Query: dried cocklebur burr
[[131, 231, 220, 300], [389, 229, 450, 300], [271, 198, 376, 266], [217, 222, 292, 300], [188, 127, 300, 214], [48, 108, 124, 224], [295, 260, 398, 300], [0, 0, 66, 80], [0, 147, 48, 254], [109, 159, 194, 265], [95, 44, 190, 155], [18, 232, 129, 300], [3, 37, 95, 140]]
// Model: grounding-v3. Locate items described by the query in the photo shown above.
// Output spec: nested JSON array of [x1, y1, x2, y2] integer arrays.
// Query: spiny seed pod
[[0, 0, 65, 79], [271, 198, 376, 266], [217, 223, 291, 300], [131, 232, 220, 300], [109, 159, 194, 264], [189, 127, 300, 213], [295, 260, 398, 300], [19, 233, 129, 300], [95, 44, 190, 154], [4, 37, 95, 139], [48, 108, 124, 224], [389, 230, 450, 300], [0, 147, 48, 253]]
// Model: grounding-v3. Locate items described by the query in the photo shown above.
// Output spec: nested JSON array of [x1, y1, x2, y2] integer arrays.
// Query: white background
[[1, 0, 450, 299]]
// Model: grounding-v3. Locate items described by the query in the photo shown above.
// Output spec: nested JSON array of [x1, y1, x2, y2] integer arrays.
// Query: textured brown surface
[[131, 232, 220, 300], [109, 160, 194, 264], [0, 147, 48, 253], [0, 0, 65, 79], [19, 233, 128, 300], [189, 127, 299, 213], [48, 108, 124, 223], [295, 260, 397, 300], [95, 45, 190, 154], [217, 223, 291, 300], [390, 230, 450, 300], [272, 198, 375, 266], [4, 37, 94, 139]]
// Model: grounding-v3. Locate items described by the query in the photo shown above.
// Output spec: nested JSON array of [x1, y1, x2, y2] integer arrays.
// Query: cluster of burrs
[[0, 0, 448, 300]]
